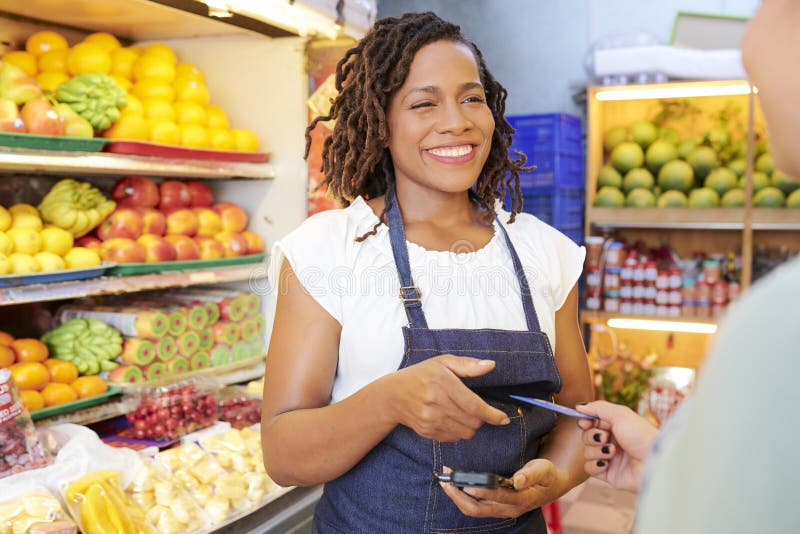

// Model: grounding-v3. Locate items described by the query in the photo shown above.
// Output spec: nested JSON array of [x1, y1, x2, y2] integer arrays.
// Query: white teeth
[[427, 145, 473, 157]]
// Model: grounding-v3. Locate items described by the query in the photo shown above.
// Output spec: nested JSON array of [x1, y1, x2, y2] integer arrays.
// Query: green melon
[[658, 160, 694, 192], [657, 190, 689, 208], [603, 126, 629, 153], [754, 186, 786, 207], [625, 188, 657, 208], [631, 121, 658, 149], [678, 139, 697, 160], [739, 172, 771, 193], [772, 170, 800, 194], [611, 142, 645, 174], [786, 189, 800, 208], [704, 167, 738, 196], [729, 158, 747, 178], [687, 146, 719, 180], [597, 165, 623, 188], [721, 188, 746, 207], [645, 140, 678, 175], [658, 127, 681, 145], [756, 153, 774, 176], [688, 187, 720, 208], [623, 168, 655, 193], [594, 186, 625, 208]]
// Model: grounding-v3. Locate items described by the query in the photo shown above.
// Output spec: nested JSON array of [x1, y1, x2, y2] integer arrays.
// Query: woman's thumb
[[438, 355, 496, 377]]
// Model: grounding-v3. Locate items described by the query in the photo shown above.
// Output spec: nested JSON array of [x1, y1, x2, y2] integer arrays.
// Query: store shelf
[[0, 147, 275, 180], [0, 263, 268, 306], [213, 485, 322, 534], [582, 311, 717, 327], [752, 209, 800, 230], [587, 207, 746, 230], [35, 397, 135, 427]]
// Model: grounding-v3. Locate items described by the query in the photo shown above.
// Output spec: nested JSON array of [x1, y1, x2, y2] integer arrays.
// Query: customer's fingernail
[[593, 433, 601, 442], [597, 460, 606, 468], [576, 402, 589, 406], [602, 445, 610, 454], [478, 359, 494, 366]]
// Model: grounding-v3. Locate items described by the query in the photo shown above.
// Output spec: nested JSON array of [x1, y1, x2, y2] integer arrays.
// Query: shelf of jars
[[0, 263, 268, 306]]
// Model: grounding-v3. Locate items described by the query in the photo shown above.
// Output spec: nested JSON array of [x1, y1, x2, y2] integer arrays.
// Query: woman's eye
[[463, 95, 486, 104], [410, 101, 434, 109]]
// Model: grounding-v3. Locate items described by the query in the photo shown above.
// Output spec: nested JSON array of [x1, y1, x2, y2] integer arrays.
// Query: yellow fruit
[[45, 359, 79, 384], [109, 75, 132, 92], [232, 129, 260, 152], [131, 79, 174, 102], [38, 49, 68, 73], [6, 228, 41, 254], [42, 382, 78, 406], [3, 51, 38, 76], [173, 100, 207, 125], [173, 77, 209, 105], [104, 113, 149, 140], [34, 251, 66, 272], [70, 375, 108, 398], [26, 31, 69, 56], [206, 105, 230, 129], [0, 206, 10, 231], [12, 212, 43, 231], [121, 93, 144, 116], [142, 98, 175, 121], [9, 204, 39, 217], [63, 247, 101, 269], [133, 55, 175, 82], [10, 362, 49, 391], [207, 128, 234, 150], [20, 390, 45, 412], [67, 42, 111, 76], [83, 32, 121, 53], [8, 253, 39, 274], [0, 253, 9, 275], [36, 71, 69, 92], [178, 124, 208, 149], [175, 62, 204, 81], [40, 226, 74, 256], [148, 119, 180, 145], [143, 44, 177, 65], [0, 232, 11, 255], [110, 47, 139, 79]]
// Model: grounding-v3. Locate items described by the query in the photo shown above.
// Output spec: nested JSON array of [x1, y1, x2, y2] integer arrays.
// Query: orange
[[142, 98, 176, 121], [178, 124, 208, 149], [121, 93, 144, 116], [175, 62, 204, 81], [103, 114, 149, 141], [0, 345, 15, 368], [20, 390, 45, 412], [173, 77, 209, 105], [67, 42, 111, 76], [26, 31, 68, 56], [2, 51, 38, 76], [110, 47, 140, 80], [9, 362, 50, 391], [206, 105, 229, 129], [143, 44, 177, 65], [41, 382, 78, 407], [207, 128, 234, 150], [36, 71, 69, 92], [232, 129, 260, 152], [133, 55, 175, 82], [148, 119, 180, 145], [0, 330, 13, 346], [173, 100, 206, 125], [44, 359, 78, 384], [70, 376, 108, 399], [11, 339, 48, 363], [131, 79, 174, 102], [38, 49, 68, 74], [83, 32, 121, 53]]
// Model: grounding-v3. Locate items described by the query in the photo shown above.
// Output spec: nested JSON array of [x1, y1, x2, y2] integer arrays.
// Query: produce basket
[[104, 140, 270, 163], [0, 131, 109, 152], [105, 253, 266, 276], [29, 386, 123, 422], [0, 263, 114, 288]]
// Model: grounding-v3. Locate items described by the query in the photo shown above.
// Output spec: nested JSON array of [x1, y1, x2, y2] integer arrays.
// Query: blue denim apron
[[313, 187, 562, 533]]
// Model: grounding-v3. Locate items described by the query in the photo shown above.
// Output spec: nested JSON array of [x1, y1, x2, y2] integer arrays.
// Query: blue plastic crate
[[559, 226, 585, 245], [521, 186, 585, 228], [507, 113, 583, 156], [514, 151, 584, 189]]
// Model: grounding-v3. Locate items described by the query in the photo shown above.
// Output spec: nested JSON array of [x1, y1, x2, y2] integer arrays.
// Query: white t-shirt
[[266, 196, 585, 403]]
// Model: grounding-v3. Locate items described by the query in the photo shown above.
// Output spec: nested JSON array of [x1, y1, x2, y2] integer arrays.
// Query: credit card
[[509, 395, 599, 421]]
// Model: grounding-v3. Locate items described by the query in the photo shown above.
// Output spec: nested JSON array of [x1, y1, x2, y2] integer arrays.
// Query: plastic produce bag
[[61, 470, 153, 534], [0, 370, 51, 479], [0, 482, 76, 534]]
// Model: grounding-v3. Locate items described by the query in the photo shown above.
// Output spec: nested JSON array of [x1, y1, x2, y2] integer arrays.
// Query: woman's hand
[[385, 355, 510, 442], [440, 460, 567, 518], [575, 400, 659, 492]]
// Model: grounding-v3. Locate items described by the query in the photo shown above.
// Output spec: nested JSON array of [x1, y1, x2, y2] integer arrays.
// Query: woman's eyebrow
[[402, 82, 484, 102]]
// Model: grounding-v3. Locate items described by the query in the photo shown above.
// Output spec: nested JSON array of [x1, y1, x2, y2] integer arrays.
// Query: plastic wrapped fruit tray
[[29, 386, 123, 422], [105, 253, 265, 276], [0, 263, 114, 288], [0, 132, 109, 152], [104, 140, 270, 163]]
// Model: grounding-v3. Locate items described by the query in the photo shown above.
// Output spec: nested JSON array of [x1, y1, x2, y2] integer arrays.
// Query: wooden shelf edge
[[0, 263, 268, 306], [587, 207, 746, 230]]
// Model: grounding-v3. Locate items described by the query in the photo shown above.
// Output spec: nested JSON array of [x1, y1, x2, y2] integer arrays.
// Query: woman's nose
[[436, 100, 472, 134]]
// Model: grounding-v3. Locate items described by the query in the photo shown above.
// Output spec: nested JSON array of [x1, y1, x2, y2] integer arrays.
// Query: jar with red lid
[[604, 292, 621, 313], [620, 299, 634, 314], [703, 260, 721, 285], [605, 242, 624, 269], [645, 261, 658, 283], [585, 236, 605, 268], [695, 281, 711, 302], [585, 267, 602, 289], [712, 281, 729, 305], [603, 269, 621, 292], [668, 268, 682, 289], [585, 289, 602, 310], [668, 305, 681, 318], [656, 270, 670, 290], [633, 261, 646, 283], [620, 284, 634, 299], [682, 279, 696, 303], [621, 257, 637, 283]]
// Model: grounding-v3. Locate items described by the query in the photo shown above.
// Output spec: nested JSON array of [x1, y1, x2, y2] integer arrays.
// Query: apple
[[0, 63, 42, 105], [20, 98, 64, 136], [240, 230, 265, 254], [214, 231, 248, 257], [193, 207, 222, 237], [0, 98, 25, 133], [75, 235, 102, 252], [186, 181, 214, 207], [165, 234, 201, 260], [213, 202, 248, 233], [100, 237, 146, 263], [165, 208, 199, 236], [158, 181, 191, 210], [141, 208, 166, 236], [137, 233, 177, 262], [111, 176, 160, 208], [194, 236, 225, 260], [97, 207, 144, 240]]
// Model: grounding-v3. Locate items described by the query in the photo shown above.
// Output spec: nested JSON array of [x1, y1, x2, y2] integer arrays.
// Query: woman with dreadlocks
[[262, 11, 593, 533]]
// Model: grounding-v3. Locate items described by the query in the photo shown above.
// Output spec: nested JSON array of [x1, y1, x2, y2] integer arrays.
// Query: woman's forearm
[[537, 418, 589, 497], [262, 373, 399, 487]]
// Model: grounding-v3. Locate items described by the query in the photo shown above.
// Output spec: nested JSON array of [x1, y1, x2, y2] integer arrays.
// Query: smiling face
[[386, 39, 495, 196]]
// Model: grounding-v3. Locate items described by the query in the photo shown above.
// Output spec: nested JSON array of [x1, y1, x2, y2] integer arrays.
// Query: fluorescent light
[[212, 0, 341, 39], [606, 318, 717, 334], [596, 83, 752, 101]]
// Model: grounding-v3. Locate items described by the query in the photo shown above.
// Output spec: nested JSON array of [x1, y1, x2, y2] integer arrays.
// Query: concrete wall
[[377, 0, 759, 116]]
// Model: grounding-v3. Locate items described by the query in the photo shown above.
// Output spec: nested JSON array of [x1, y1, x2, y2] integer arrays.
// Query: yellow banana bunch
[[38, 179, 116, 237], [65, 470, 153, 534]]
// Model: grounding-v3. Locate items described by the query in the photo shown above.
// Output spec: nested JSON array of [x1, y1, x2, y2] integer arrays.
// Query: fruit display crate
[[33, 396, 134, 427], [30, 386, 123, 422], [0, 263, 113, 288], [587, 207, 747, 230], [106, 252, 266, 276], [0, 263, 267, 306], [0, 132, 109, 152]]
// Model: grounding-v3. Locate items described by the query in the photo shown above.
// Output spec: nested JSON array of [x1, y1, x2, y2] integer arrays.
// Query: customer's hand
[[440, 461, 567, 519], [386, 355, 509, 442], [575, 401, 659, 492]]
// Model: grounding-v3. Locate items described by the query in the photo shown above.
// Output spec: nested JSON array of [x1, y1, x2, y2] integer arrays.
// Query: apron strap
[[493, 215, 542, 333], [385, 186, 429, 329]]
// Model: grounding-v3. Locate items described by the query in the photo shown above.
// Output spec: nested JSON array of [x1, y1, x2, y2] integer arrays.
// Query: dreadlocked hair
[[304, 11, 531, 240]]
